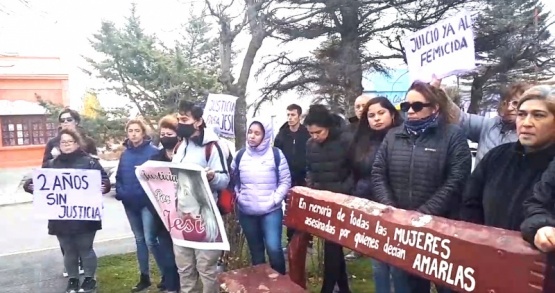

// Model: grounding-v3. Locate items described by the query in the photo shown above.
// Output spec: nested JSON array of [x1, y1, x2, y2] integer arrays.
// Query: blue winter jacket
[[115, 139, 159, 210]]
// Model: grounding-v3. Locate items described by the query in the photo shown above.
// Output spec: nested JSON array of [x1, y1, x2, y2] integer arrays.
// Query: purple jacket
[[232, 118, 291, 215]]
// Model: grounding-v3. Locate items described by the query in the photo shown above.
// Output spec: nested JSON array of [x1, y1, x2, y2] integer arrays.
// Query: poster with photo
[[136, 161, 229, 250]]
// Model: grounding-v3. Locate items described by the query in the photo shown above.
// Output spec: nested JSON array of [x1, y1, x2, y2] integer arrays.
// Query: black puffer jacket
[[25, 150, 110, 235], [371, 122, 471, 218], [306, 126, 354, 195], [521, 157, 555, 246]]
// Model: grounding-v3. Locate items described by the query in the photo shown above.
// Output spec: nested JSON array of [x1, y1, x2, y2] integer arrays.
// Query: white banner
[[33, 168, 103, 221], [203, 93, 237, 138], [402, 11, 475, 83]]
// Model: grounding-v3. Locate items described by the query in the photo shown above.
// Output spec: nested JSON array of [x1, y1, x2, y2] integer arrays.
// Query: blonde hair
[[158, 115, 178, 132], [518, 85, 555, 115], [126, 118, 149, 135]]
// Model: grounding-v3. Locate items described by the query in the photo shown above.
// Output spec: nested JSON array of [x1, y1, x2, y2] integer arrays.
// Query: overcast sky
[[1, 0, 554, 125]]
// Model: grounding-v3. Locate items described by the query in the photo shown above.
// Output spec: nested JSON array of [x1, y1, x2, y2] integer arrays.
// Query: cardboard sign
[[203, 93, 237, 138], [33, 168, 103, 221], [402, 11, 475, 83]]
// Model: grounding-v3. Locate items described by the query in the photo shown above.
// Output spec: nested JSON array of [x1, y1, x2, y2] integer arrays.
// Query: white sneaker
[[63, 268, 68, 278]]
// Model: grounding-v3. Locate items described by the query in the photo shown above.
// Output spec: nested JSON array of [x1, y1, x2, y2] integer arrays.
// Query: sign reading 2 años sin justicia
[[33, 168, 103, 221]]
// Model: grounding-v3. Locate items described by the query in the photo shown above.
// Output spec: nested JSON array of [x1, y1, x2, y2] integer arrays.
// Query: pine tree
[[463, 0, 555, 113]]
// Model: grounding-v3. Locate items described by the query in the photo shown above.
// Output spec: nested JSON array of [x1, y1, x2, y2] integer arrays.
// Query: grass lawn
[[97, 251, 376, 292]]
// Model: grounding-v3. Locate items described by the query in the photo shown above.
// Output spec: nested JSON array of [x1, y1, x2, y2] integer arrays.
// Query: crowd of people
[[23, 79, 555, 293]]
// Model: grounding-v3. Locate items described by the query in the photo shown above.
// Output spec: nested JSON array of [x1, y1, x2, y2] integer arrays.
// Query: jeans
[[174, 246, 221, 293], [158, 230, 180, 291], [372, 259, 410, 293], [125, 206, 165, 276], [57, 232, 97, 278], [392, 268, 453, 293], [238, 208, 286, 275]]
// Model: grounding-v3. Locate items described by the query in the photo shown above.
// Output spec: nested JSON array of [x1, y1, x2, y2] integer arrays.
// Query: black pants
[[321, 241, 350, 293], [401, 272, 453, 293], [61, 245, 82, 266]]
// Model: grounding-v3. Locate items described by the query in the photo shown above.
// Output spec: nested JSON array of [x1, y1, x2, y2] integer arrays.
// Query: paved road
[[0, 238, 135, 293], [0, 194, 133, 292]]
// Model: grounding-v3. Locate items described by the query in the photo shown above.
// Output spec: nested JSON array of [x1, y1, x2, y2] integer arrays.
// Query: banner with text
[[136, 161, 230, 250], [33, 168, 103, 221], [203, 93, 237, 138], [402, 11, 475, 83], [284, 187, 547, 293]]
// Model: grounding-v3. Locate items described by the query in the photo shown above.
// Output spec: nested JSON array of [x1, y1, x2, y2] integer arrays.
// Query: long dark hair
[[349, 97, 403, 162]]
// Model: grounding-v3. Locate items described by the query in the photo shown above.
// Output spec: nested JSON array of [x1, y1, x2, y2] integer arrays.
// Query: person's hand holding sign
[[205, 167, 215, 181], [534, 226, 555, 252]]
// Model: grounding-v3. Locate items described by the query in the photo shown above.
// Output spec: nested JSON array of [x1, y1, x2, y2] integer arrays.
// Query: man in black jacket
[[274, 104, 311, 245]]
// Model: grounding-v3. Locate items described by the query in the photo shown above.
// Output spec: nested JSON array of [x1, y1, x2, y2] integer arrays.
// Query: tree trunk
[[339, 4, 363, 117]]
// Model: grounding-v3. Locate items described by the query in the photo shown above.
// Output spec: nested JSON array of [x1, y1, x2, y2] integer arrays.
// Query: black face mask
[[160, 136, 179, 150], [177, 123, 196, 138]]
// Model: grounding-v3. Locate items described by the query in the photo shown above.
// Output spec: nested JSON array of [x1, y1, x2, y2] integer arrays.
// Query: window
[[1, 115, 56, 146]]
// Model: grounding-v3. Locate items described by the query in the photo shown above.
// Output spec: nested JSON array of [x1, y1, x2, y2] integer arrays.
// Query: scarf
[[405, 112, 439, 135]]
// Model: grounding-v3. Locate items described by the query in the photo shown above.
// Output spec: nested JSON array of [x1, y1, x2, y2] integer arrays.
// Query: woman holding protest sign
[[24, 128, 110, 293]]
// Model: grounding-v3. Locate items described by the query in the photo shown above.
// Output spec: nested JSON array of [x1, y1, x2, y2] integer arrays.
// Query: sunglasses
[[400, 102, 432, 113], [59, 117, 74, 123]]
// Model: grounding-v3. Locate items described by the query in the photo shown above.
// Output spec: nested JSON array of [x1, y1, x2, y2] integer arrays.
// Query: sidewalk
[[0, 237, 135, 293], [0, 167, 34, 206]]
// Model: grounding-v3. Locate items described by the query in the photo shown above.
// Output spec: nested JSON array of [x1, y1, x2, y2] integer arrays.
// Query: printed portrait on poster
[[136, 161, 229, 250]]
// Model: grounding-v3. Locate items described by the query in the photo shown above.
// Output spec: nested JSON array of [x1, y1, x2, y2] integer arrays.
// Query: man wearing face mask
[[171, 100, 230, 293]]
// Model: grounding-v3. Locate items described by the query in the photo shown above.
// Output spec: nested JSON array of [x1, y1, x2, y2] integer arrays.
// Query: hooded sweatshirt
[[232, 118, 291, 215], [115, 139, 159, 210], [172, 127, 230, 200]]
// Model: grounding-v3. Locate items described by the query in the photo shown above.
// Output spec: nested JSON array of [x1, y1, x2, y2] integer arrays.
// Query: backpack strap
[[272, 147, 280, 184], [205, 141, 214, 162], [234, 148, 247, 187], [206, 141, 229, 174]]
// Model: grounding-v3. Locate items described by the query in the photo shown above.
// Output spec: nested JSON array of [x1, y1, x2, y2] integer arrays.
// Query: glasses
[[400, 102, 432, 113], [59, 117, 74, 123], [508, 100, 519, 109], [60, 140, 75, 145]]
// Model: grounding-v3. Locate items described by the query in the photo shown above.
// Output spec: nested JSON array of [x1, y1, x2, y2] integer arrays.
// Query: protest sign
[[136, 161, 230, 251], [203, 93, 237, 138], [402, 11, 475, 83], [33, 168, 103, 221]]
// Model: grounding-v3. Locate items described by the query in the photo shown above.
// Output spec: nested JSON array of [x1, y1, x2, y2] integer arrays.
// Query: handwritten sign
[[33, 169, 103, 221], [203, 93, 237, 138], [285, 187, 550, 293], [136, 160, 230, 251], [402, 11, 475, 83]]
